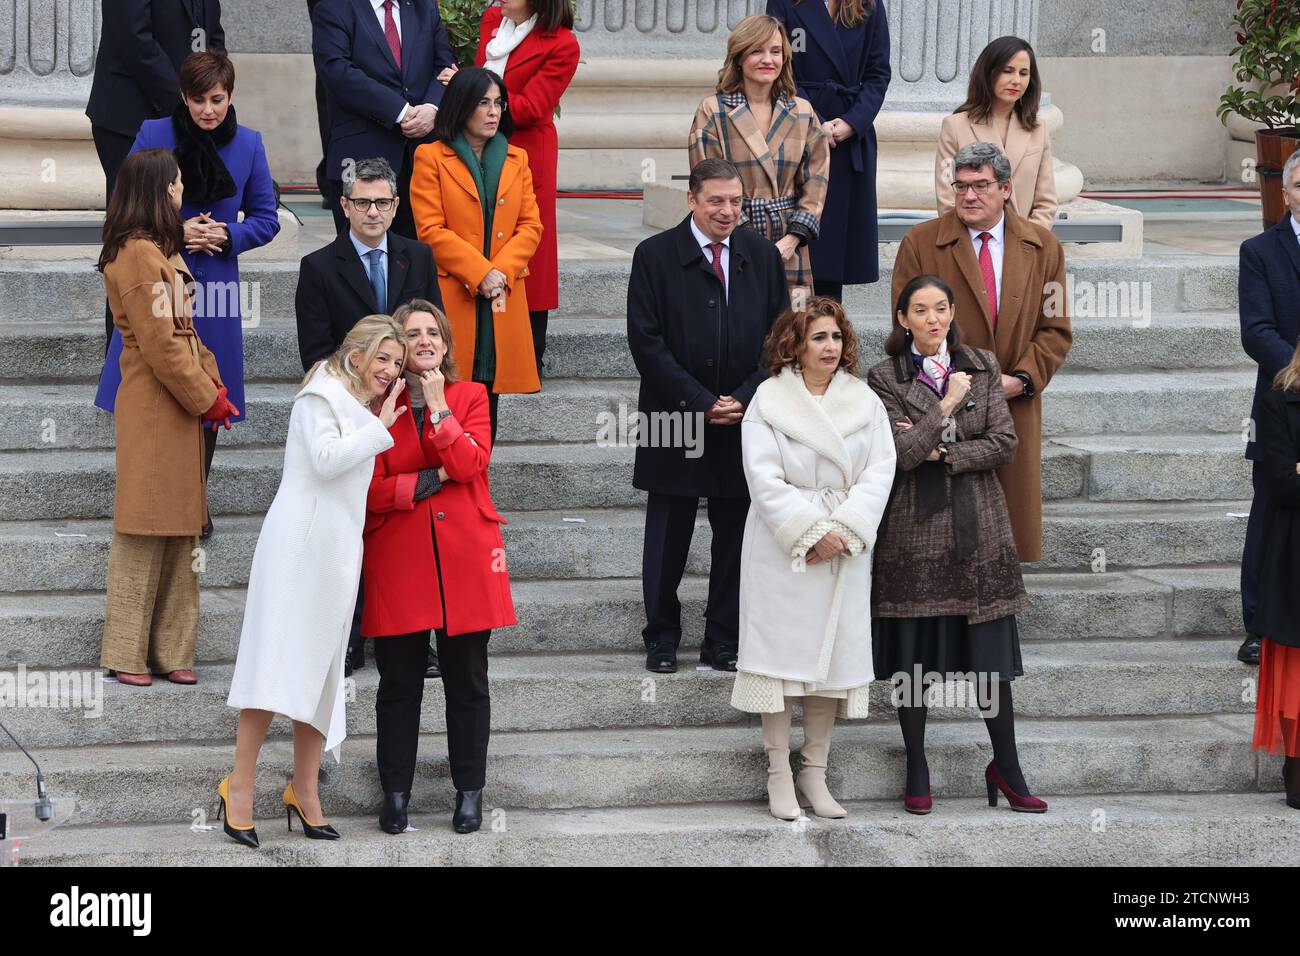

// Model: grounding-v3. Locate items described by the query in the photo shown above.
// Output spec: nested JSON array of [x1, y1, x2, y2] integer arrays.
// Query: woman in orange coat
[[410, 66, 543, 446]]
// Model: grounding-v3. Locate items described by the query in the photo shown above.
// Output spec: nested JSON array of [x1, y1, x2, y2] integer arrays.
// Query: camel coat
[[409, 140, 542, 395], [935, 111, 1058, 228], [737, 368, 895, 690], [103, 238, 222, 536], [891, 209, 1072, 561]]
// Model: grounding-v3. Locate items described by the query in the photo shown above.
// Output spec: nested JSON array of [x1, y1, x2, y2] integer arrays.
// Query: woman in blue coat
[[95, 50, 280, 538], [767, 0, 890, 301]]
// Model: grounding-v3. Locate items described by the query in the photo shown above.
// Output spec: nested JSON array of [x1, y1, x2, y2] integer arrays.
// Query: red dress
[[475, 6, 579, 312], [361, 380, 516, 638]]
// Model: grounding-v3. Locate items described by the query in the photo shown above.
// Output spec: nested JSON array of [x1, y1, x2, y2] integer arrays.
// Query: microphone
[[0, 717, 53, 821]]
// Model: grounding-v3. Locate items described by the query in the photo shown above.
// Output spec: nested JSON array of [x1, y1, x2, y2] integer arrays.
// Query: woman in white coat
[[732, 297, 896, 820], [219, 316, 409, 848]]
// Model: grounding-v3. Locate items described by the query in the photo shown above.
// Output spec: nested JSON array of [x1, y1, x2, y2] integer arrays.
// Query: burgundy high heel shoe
[[985, 761, 1048, 813], [903, 771, 932, 815]]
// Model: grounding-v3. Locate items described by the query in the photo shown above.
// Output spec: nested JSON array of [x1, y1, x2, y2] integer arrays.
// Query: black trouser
[[1242, 459, 1270, 634], [348, 570, 366, 665], [529, 309, 549, 370], [374, 628, 491, 794], [640, 492, 748, 659], [93, 124, 137, 346], [487, 390, 499, 450]]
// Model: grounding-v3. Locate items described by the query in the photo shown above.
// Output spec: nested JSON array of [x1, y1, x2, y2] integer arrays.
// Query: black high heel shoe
[[453, 789, 483, 833], [217, 776, 259, 848], [282, 782, 340, 839], [379, 791, 410, 834]]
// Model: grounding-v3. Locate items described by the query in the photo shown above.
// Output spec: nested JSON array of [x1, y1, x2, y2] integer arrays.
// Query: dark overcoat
[[1250, 387, 1300, 648]]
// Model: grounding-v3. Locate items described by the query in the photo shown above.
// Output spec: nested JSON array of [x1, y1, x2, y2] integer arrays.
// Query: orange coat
[[409, 140, 542, 395]]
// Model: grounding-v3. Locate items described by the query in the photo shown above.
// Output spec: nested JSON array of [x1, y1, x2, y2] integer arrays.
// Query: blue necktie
[[367, 248, 387, 312]]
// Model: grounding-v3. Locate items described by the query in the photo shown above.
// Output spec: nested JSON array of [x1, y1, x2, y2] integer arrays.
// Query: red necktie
[[383, 0, 402, 68], [977, 231, 998, 329], [708, 242, 727, 292]]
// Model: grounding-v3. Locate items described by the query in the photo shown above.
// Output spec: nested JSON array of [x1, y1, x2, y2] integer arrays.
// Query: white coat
[[226, 365, 395, 754], [736, 367, 896, 689]]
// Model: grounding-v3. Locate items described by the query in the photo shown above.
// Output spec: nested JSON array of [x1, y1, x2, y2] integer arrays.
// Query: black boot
[[1285, 757, 1300, 810], [425, 645, 441, 679], [453, 789, 483, 833], [379, 791, 410, 834]]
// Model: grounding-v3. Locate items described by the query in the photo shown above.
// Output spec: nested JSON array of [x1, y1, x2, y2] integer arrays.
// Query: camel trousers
[[100, 532, 199, 674]]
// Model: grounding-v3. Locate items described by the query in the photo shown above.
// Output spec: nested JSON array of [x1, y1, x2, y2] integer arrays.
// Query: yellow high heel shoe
[[283, 782, 340, 840], [216, 776, 259, 848]]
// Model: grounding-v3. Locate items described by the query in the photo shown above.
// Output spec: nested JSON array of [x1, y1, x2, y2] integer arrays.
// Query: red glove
[[202, 385, 239, 431]]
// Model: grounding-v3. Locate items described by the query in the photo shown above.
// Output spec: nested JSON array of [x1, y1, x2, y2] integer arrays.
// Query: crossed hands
[[401, 103, 437, 139], [819, 118, 855, 147], [805, 530, 848, 565], [706, 395, 744, 425], [184, 212, 227, 256]]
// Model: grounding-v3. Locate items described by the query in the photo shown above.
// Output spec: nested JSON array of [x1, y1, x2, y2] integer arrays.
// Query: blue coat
[[1240, 216, 1300, 461], [94, 118, 281, 422], [767, 0, 890, 284]]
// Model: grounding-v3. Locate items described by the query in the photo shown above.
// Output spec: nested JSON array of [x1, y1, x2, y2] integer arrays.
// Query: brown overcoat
[[105, 238, 221, 536], [891, 209, 1072, 561], [867, 347, 1029, 623]]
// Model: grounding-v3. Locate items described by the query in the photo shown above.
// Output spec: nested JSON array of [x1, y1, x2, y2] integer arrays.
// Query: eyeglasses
[[346, 197, 395, 212], [477, 98, 507, 112], [952, 180, 996, 195]]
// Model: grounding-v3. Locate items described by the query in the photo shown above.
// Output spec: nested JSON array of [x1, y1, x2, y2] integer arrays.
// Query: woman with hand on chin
[[867, 275, 1044, 816], [363, 300, 516, 836], [219, 316, 407, 848], [732, 297, 895, 821]]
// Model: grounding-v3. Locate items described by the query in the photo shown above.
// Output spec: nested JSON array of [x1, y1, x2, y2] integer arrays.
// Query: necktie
[[383, 0, 402, 68], [708, 242, 727, 293], [367, 248, 387, 311], [977, 231, 998, 329]]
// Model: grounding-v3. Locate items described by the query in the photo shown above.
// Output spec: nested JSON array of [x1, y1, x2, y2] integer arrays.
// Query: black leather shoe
[[425, 647, 441, 679], [1238, 634, 1262, 665], [379, 791, 410, 834], [701, 645, 739, 672], [646, 644, 677, 673], [347, 641, 366, 674], [453, 789, 483, 833]]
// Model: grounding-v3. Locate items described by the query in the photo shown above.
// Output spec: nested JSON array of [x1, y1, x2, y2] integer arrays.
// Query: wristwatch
[[937, 445, 949, 464], [431, 408, 453, 424], [1013, 371, 1035, 398]]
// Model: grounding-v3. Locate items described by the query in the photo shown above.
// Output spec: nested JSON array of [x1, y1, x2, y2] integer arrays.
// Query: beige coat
[[104, 238, 221, 536], [935, 111, 1058, 227], [891, 209, 1072, 562]]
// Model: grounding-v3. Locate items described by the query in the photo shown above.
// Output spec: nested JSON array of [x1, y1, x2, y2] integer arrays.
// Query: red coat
[[475, 7, 579, 312], [361, 380, 516, 638]]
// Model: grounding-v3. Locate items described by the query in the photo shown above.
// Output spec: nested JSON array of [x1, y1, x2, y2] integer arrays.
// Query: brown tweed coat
[[866, 347, 1029, 624], [891, 208, 1072, 561], [688, 90, 830, 299]]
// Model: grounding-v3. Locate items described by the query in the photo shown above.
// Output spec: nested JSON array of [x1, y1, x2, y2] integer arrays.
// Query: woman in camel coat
[[410, 67, 543, 446]]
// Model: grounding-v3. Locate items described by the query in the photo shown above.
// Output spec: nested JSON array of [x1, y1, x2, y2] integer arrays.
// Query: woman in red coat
[[362, 298, 517, 835], [473, 0, 579, 375]]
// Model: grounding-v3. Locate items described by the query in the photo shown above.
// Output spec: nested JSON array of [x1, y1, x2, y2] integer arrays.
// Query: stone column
[[0, 0, 102, 209]]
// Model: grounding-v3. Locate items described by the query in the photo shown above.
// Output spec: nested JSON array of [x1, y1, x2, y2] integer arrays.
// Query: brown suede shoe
[[111, 671, 153, 687]]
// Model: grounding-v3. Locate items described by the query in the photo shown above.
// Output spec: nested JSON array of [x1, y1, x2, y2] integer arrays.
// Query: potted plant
[[1218, 0, 1300, 228]]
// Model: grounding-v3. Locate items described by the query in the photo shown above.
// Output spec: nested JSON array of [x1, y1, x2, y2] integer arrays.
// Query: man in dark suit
[[627, 158, 790, 674], [295, 156, 442, 677], [311, 0, 456, 238], [296, 157, 442, 370], [1238, 150, 1300, 665], [86, 0, 225, 205]]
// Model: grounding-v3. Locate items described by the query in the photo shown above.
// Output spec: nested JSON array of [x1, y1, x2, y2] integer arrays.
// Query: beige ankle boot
[[796, 696, 847, 818], [760, 702, 800, 820]]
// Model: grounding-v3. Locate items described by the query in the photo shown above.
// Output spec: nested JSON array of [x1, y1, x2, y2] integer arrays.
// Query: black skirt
[[872, 614, 1024, 684]]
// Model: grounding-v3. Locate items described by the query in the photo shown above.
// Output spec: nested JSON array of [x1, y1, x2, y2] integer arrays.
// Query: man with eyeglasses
[[891, 141, 1072, 563]]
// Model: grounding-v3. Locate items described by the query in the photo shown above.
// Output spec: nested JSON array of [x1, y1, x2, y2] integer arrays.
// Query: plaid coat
[[866, 347, 1029, 624], [688, 91, 830, 298]]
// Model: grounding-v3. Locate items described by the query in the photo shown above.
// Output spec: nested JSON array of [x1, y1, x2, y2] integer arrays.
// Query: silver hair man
[[951, 141, 1013, 185], [342, 157, 399, 197]]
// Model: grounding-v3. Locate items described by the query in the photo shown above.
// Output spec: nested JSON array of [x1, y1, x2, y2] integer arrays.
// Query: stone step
[[0, 567, 1243, 669], [0, 255, 1238, 324], [22, 791, 1300, 867], [0, 503, 1251, 592], [0, 715, 1272, 827], [1048, 434, 1251, 501], [0, 312, 1252, 384], [0, 640, 1255, 750]]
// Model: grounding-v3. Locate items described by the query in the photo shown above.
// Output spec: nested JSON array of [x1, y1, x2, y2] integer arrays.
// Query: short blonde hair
[[303, 314, 406, 402], [717, 15, 797, 101]]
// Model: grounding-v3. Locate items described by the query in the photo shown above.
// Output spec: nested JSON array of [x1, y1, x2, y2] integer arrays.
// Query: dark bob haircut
[[884, 274, 961, 356], [954, 35, 1041, 130], [433, 66, 515, 142], [179, 50, 235, 99]]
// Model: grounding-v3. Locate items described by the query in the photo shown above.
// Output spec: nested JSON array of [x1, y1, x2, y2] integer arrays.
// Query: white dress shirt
[[967, 214, 1005, 311], [690, 216, 731, 301], [1291, 213, 1300, 244]]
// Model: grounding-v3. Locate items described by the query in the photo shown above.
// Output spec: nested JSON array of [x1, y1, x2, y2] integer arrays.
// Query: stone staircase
[[1, 240, 1297, 866]]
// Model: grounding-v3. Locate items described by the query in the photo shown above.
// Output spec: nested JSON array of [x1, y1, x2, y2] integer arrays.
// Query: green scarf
[[449, 132, 509, 386]]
